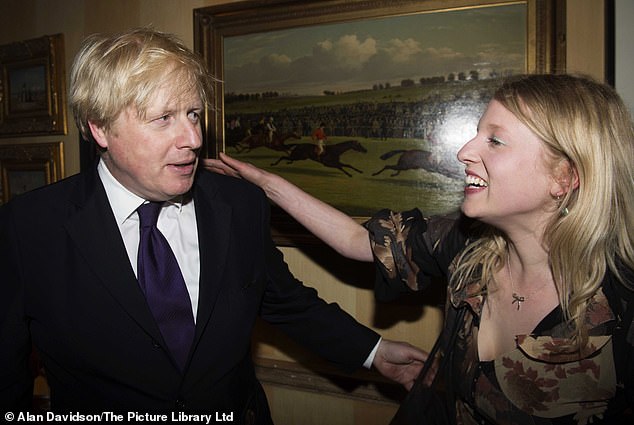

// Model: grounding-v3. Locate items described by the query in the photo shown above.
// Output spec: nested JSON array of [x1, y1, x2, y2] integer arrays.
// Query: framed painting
[[0, 141, 64, 204], [194, 0, 565, 245], [0, 34, 67, 137]]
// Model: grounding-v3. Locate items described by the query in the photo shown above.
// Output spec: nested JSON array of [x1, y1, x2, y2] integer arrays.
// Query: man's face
[[92, 83, 203, 201]]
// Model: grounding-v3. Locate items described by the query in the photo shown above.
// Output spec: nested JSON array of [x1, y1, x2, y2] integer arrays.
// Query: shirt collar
[[97, 159, 186, 226]]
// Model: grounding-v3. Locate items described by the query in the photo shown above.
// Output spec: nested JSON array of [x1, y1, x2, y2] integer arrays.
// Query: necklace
[[507, 256, 525, 310]]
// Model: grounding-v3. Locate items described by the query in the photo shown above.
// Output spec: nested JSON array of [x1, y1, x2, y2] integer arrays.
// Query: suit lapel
[[63, 169, 164, 343], [192, 175, 232, 340]]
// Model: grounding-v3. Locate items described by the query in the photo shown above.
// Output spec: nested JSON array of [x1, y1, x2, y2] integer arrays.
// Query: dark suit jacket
[[0, 165, 379, 421]]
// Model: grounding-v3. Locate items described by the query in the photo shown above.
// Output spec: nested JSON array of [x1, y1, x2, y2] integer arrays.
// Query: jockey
[[312, 122, 327, 156], [265, 116, 276, 145]]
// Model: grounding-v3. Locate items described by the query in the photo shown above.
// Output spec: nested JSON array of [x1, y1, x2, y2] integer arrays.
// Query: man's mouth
[[169, 160, 197, 174], [172, 158, 197, 167]]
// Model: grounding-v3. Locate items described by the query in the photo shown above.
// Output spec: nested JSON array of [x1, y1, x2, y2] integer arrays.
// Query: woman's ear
[[88, 121, 109, 149], [551, 159, 579, 197]]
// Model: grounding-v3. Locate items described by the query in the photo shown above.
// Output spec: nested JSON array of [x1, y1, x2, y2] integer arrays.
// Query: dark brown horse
[[372, 149, 459, 178], [234, 132, 300, 153], [271, 140, 367, 177]]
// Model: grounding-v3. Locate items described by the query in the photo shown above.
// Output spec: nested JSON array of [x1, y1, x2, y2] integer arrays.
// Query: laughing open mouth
[[465, 175, 488, 188]]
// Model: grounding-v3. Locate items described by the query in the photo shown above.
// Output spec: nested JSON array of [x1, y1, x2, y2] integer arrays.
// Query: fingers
[[372, 340, 435, 390], [218, 152, 241, 167], [219, 152, 258, 174], [421, 359, 438, 387], [403, 343, 428, 364], [207, 153, 280, 194], [200, 158, 241, 178], [220, 152, 272, 186], [218, 153, 255, 177], [395, 361, 424, 390]]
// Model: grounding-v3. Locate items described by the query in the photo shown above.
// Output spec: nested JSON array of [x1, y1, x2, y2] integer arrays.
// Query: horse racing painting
[[195, 0, 564, 243]]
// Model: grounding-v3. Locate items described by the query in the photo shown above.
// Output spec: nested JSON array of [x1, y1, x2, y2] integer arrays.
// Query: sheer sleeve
[[364, 209, 470, 302]]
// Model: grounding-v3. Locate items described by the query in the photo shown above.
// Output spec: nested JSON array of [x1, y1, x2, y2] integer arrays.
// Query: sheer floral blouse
[[365, 209, 634, 425]]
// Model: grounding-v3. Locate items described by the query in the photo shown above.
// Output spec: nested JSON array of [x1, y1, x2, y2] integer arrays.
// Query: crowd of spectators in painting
[[225, 86, 493, 148]]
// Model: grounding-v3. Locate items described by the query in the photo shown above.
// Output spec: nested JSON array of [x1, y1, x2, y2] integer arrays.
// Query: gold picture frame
[[0, 34, 67, 137], [194, 0, 565, 246], [0, 141, 64, 204]]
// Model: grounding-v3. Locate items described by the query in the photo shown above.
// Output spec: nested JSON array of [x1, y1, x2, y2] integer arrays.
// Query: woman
[[205, 74, 634, 424]]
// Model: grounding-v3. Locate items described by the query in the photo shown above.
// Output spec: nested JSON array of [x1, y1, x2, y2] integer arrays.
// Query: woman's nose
[[456, 137, 477, 164]]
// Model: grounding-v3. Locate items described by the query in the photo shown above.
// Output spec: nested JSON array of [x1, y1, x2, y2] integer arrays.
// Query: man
[[265, 116, 276, 145], [312, 122, 327, 157], [0, 28, 424, 419]]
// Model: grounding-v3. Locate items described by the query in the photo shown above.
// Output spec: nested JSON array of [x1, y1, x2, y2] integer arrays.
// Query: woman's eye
[[487, 136, 505, 146]]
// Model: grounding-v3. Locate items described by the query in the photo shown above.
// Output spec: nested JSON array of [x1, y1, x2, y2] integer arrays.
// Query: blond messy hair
[[452, 74, 634, 350], [70, 27, 214, 141]]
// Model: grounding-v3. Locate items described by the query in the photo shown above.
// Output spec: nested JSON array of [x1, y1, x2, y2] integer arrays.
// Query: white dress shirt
[[97, 160, 200, 321]]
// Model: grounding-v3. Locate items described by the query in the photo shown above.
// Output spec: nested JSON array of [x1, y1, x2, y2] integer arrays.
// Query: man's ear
[[88, 121, 109, 149]]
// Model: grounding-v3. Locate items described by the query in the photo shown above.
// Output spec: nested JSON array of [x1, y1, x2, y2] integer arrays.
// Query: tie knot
[[137, 202, 163, 228]]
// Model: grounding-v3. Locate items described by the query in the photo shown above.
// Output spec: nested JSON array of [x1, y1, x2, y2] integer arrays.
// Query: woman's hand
[[200, 155, 241, 179], [201, 153, 276, 196], [201, 152, 373, 261], [201, 152, 263, 181]]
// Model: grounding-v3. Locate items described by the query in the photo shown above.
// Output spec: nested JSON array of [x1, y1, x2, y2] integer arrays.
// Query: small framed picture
[[0, 141, 64, 204], [0, 34, 67, 137]]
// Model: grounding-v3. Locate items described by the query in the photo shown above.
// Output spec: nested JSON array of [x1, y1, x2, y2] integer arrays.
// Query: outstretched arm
[[203, 153, 373, 261]]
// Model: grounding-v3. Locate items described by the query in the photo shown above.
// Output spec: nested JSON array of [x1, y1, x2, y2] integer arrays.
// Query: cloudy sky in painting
[[223, 4, 526, 95]]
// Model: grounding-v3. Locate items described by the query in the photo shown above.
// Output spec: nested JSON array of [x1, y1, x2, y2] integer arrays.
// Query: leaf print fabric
[[364, 208, 633, 424]]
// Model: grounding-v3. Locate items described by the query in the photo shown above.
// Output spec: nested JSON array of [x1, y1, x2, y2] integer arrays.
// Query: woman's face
[[456, 100, 559, 234]]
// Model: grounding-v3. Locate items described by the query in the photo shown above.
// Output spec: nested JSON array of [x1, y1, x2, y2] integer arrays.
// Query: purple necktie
[[137, 201, 194, 370]]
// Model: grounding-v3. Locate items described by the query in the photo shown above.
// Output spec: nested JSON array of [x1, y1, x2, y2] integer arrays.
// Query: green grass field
[[228, 136, 464, 217]]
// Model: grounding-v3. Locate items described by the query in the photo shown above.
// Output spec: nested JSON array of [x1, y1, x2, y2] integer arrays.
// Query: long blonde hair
[[451, 74, 634, 349]]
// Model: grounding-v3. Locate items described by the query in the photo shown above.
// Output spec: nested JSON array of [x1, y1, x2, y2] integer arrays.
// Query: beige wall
[[566, 0, 606, 78], [0, 1, 607, 423]]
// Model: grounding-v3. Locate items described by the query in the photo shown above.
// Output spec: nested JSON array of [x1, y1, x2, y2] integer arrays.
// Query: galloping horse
[[271, 140, 367, 177], [234, 132, 300, 153], [372, 149, 459, 178]]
